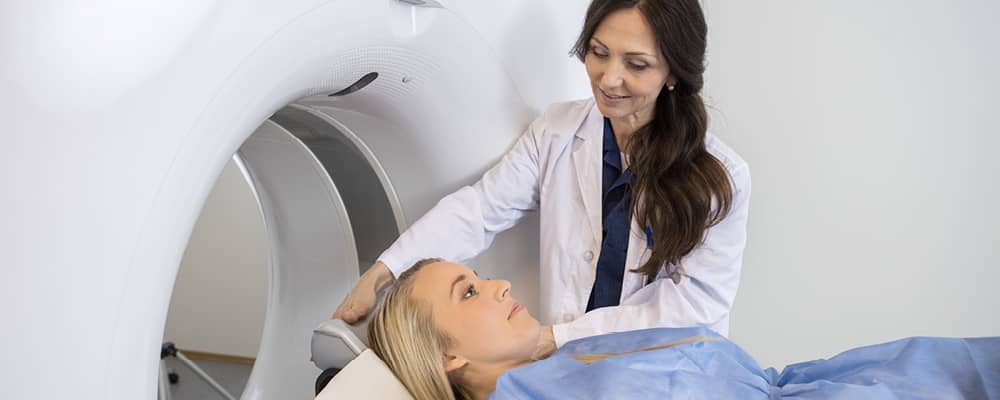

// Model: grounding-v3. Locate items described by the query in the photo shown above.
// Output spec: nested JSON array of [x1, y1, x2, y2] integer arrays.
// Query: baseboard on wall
[[179, 349, 256, 366]]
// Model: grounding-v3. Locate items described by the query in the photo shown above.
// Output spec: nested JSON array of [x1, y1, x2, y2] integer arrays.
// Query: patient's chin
[[516, 308, 541, 327]]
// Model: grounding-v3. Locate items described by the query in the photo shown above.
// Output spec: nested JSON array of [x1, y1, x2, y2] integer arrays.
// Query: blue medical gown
[[488, 327, 999, 399]]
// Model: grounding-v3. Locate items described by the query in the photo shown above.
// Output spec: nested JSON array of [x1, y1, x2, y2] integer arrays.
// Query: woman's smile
[[599, 88, 630, 106]]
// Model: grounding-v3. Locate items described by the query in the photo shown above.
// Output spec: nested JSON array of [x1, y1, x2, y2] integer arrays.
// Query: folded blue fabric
[[488, 327, 999, 399]]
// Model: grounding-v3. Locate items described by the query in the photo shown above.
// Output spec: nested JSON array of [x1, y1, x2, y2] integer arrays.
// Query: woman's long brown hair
[[572, 0, 734, 281]]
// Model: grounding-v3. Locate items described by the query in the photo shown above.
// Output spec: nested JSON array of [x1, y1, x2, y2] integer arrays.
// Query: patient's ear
[[442, 353, 468, 373]]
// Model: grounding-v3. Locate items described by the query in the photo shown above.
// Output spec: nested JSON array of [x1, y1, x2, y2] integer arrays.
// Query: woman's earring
[[667, 84, 676, 92]]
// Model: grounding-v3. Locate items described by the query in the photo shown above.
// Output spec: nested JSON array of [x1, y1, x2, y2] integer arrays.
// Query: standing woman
[[333, 0, 750, 359]]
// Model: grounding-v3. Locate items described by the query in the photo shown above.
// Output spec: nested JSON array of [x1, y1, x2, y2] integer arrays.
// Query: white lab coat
[[379, 98, 751, 347]]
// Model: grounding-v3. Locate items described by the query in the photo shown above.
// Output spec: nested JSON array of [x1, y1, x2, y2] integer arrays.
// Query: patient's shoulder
[[490, 327, 764, 400]]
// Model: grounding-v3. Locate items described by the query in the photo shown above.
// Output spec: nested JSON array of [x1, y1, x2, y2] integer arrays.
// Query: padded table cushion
[[314, 349, 413, 400]]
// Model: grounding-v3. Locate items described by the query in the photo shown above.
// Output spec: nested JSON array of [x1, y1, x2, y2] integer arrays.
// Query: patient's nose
[[493, 279, 511, 301]]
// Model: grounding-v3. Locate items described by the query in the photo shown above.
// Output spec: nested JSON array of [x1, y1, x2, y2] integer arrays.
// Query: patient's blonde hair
[[367, 258, 473, 400]]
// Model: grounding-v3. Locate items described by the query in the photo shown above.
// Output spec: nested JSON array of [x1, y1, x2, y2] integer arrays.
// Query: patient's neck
[[455, 359, 532, 400]]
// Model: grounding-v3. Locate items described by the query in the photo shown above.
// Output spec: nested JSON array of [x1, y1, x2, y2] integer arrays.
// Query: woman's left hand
[[532, 325, 557, 360]]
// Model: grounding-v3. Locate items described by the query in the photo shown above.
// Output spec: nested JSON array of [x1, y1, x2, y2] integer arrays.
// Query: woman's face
[[585, 7, 673, 123], [410, 261, 541, 366]]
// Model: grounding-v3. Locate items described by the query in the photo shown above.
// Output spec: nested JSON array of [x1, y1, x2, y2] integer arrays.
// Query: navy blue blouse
[[586, 118, 633, 311]]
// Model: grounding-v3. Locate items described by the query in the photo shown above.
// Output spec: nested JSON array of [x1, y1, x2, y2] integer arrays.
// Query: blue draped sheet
[[488, 327, 1000, 399]]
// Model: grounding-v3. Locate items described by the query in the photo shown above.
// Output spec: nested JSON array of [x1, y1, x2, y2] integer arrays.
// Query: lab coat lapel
[[573, 104, 604, 248]]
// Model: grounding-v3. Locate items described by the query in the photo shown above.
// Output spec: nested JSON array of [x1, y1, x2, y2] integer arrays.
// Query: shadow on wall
[[164, 160, 268, 359]]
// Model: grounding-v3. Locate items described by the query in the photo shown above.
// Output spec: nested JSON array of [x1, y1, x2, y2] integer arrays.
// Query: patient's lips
[[508, 302, 523, 320]]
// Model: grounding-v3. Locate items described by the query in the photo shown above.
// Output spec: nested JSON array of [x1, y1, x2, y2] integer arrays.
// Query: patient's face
[[410, 261, 541, 365]]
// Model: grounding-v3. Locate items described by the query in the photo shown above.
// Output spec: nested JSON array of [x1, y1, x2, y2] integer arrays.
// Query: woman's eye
[[628, 63, 648, 71], [463, 284, 478, 299], [590, 47, 608, 58]]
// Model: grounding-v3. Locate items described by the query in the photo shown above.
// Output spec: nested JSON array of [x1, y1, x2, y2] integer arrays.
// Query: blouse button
[[583, 250, 595, 262]]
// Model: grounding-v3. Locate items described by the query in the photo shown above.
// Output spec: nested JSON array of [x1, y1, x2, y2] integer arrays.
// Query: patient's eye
[[463, 283, 478, 299]]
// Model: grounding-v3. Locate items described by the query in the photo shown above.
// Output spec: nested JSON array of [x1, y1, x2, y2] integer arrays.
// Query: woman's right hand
[[331, 261, 395, 324]]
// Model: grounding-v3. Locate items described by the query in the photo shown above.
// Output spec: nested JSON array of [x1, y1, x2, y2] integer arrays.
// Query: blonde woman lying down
[[365, 259, 999, 400]]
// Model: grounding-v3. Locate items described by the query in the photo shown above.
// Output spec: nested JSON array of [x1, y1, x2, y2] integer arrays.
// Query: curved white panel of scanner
[[237, 119, 362, 399], [1, 0, 590, 399]]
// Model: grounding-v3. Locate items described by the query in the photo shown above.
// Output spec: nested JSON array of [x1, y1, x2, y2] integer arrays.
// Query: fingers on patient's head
[[335, 310, 357, 323]]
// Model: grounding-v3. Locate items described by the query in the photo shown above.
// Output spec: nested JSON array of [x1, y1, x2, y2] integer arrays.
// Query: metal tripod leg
[[173, 350, 237, 400], [158, 342, 237, 400], [158, 359, 173, 400]]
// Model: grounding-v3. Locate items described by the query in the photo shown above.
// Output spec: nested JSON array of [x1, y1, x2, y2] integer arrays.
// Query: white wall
[[164, 161, 268, 359], [702, 0, 1000, 368], [169, 1, 1000, 368]]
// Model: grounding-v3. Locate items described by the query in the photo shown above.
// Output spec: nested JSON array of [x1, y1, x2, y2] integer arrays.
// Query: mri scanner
[[1, 0, 592, 398]]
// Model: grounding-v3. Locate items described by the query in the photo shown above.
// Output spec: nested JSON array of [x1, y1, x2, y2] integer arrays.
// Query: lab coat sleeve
[[377, 116, 545, 278], [552, 164, 751, 346]]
